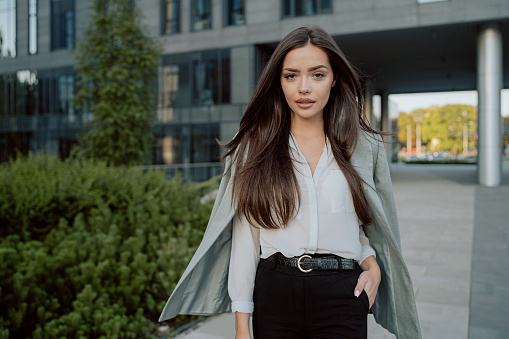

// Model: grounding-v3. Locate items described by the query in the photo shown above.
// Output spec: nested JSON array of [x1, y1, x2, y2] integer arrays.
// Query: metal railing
[[140, 161, 224, 182]]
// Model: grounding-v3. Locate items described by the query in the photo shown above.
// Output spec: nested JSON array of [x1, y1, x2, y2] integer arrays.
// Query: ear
[[332, 77, 337, 87]]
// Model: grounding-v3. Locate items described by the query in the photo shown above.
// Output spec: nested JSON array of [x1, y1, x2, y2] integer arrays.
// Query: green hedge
[[0, 154, 217, 338]]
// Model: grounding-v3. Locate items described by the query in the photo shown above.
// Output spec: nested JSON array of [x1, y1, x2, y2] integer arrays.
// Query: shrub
[[0, 154, 217, 338]]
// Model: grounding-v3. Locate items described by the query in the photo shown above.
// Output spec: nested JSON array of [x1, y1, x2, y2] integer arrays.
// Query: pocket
[[329, 169, 355, 213], [360, 289, 370, 310]]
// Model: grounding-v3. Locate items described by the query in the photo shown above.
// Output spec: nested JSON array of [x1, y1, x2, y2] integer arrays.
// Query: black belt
[[267, 252, 356, 273]]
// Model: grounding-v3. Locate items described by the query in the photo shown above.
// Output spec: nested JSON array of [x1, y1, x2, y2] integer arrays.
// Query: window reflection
[[51, 0, 75, 50], [0, 71, 38, 117], [58, 75, 74, 115], [158, 49, 230, 112], [36, 69, 75, 115], [0, 0, 16, 58], [163, 0, 180, 34], [153, 124, 219, 165], [193, 60, 216, 105], [191, 124, 219, 163], [225, 0, 245, 26], [282, 0, 331, 18], [192, 0, 211, 31], [29, 0, 38, 55]]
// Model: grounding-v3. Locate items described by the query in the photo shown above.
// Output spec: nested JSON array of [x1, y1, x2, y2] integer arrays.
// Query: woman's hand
[[234, 312, 252, 339], [354, 255, 381, 308]]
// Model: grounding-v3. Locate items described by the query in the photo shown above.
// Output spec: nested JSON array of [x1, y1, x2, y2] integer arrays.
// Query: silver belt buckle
[[297, 254, 313, 272]]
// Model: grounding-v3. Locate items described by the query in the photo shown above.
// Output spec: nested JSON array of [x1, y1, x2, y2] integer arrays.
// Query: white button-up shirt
[[228, 135, 376, 313]]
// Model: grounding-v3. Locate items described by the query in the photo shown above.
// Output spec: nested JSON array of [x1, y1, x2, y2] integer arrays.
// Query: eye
[[313, 72, 325, 79], [283, 73, 296, 80]]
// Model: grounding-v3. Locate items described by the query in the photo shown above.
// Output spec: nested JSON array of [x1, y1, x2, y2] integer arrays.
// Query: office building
[[1, 0, 508, 183]]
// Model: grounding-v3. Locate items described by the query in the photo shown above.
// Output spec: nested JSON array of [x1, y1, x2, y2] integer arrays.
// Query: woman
[[159, 26, 421, 339]]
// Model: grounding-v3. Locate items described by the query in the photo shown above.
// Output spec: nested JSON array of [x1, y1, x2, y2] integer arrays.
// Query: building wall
[[2, 0, 509, 74]]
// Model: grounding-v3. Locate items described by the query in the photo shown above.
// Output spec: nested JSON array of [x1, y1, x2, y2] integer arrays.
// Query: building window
[[159, 49, 230, 111], [192, 50, 230, 105], [37, 68, 75, 115], [191, 0, 211, 31], [29, 0, 38, 54], [0, 0, 16, 58], [57, 75, 74, 115], [153, 124, 219, 165], [191, 124, 220, 163], [282, 0, 332, 18], [0, 71, 38, 117], [225, 0, 245, 26], [162, 0, 180, 34], [51, 0, 75, 50]]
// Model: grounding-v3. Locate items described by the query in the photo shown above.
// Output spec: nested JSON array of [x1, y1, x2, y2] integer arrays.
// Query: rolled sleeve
[[359, 225, 376, 264], [228, 214, 260, 314]]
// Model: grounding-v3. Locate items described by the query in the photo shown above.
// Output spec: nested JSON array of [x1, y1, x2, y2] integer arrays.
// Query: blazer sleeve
[[372, 136, 401, 250]]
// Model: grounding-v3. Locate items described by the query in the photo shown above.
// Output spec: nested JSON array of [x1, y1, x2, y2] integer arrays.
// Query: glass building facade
[[0, 0, 339, 181], [0, 68, 79, 162]]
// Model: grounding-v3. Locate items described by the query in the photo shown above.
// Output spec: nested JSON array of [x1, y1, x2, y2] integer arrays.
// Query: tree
[[397, 104, 477, 154], [74, 0, 162, 166]]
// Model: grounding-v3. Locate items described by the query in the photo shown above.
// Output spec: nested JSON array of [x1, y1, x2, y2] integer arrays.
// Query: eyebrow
[[282, 65, 328, 72]]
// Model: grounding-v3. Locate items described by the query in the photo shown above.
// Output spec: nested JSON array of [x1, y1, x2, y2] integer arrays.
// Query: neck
[[291, 115, 324, 138]]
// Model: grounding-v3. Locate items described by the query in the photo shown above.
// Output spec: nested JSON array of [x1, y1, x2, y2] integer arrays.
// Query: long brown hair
[[223, 25, 380, 229]]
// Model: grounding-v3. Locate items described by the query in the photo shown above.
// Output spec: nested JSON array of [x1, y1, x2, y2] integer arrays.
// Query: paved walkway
[[174, 162, 509, 339]]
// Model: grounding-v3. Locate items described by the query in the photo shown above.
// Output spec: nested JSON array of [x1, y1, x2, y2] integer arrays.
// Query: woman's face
[[280, 43, 336, 125]]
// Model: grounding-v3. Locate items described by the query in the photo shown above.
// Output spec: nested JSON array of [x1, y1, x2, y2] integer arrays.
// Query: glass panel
[[58, 75, 74, 115], [191, 124, 219, 163], [284, 0, 331, 17], [192, 0, 211, 31], [158, 64, 180, 121], [319, 0, 332, 13], [282, 0, 291, 17], [163, 134, 181, 164], [221, 50, 230, 103], [0, 0, 16, 58], [51, 0, 74, 50], [227, 0, 245, 25], [164, 0, 180, 34], [0, 75, 7, 115], [159, 49, 230, 109], [65, 10, 74, 48], [193, 60, 216, 105], [29, 0, 38, 54], [17, 70, 38, 116], [295, 0, 317, 16]]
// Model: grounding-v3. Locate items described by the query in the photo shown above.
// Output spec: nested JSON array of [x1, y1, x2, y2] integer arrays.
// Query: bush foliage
[[0, 154, 217, 338]]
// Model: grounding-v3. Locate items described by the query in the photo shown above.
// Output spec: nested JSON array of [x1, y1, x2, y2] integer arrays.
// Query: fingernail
[[355, 290, 360, 297]]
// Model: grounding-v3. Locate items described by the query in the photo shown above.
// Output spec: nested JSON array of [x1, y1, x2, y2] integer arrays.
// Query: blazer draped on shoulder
[[158, 132, 422, 339]]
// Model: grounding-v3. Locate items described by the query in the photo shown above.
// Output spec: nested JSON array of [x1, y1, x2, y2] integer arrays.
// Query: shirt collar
[[289, 132, 331, 157]]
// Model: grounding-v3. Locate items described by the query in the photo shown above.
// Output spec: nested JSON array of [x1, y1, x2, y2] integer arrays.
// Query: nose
[[298, 76, 311, 94]]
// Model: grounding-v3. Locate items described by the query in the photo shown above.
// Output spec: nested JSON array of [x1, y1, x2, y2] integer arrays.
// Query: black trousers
[[252, 254, 369, 339]]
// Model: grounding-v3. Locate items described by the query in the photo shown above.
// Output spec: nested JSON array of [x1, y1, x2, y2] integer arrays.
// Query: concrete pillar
[[380, 91, 391, 160], [477, 24, 503, 187], [363, 80, 373, 125]]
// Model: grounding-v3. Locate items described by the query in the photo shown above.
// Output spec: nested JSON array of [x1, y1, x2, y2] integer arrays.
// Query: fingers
[[355, 271, 379, 308], [354, 273, 367, 298]]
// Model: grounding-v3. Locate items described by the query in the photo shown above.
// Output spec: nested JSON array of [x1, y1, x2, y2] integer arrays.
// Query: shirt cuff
[[359, 245, 376, 265], [231, 301, 254, 314]]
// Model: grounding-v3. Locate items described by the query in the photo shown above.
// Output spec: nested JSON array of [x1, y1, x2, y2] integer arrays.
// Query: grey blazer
[[159, 132, 422, 339]]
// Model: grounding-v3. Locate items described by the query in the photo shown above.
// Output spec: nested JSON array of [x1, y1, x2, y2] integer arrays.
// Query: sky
[[388, 89, 509, 117]]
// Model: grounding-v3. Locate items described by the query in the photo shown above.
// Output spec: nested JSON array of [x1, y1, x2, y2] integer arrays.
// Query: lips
[[296, 98, 315, 109]]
